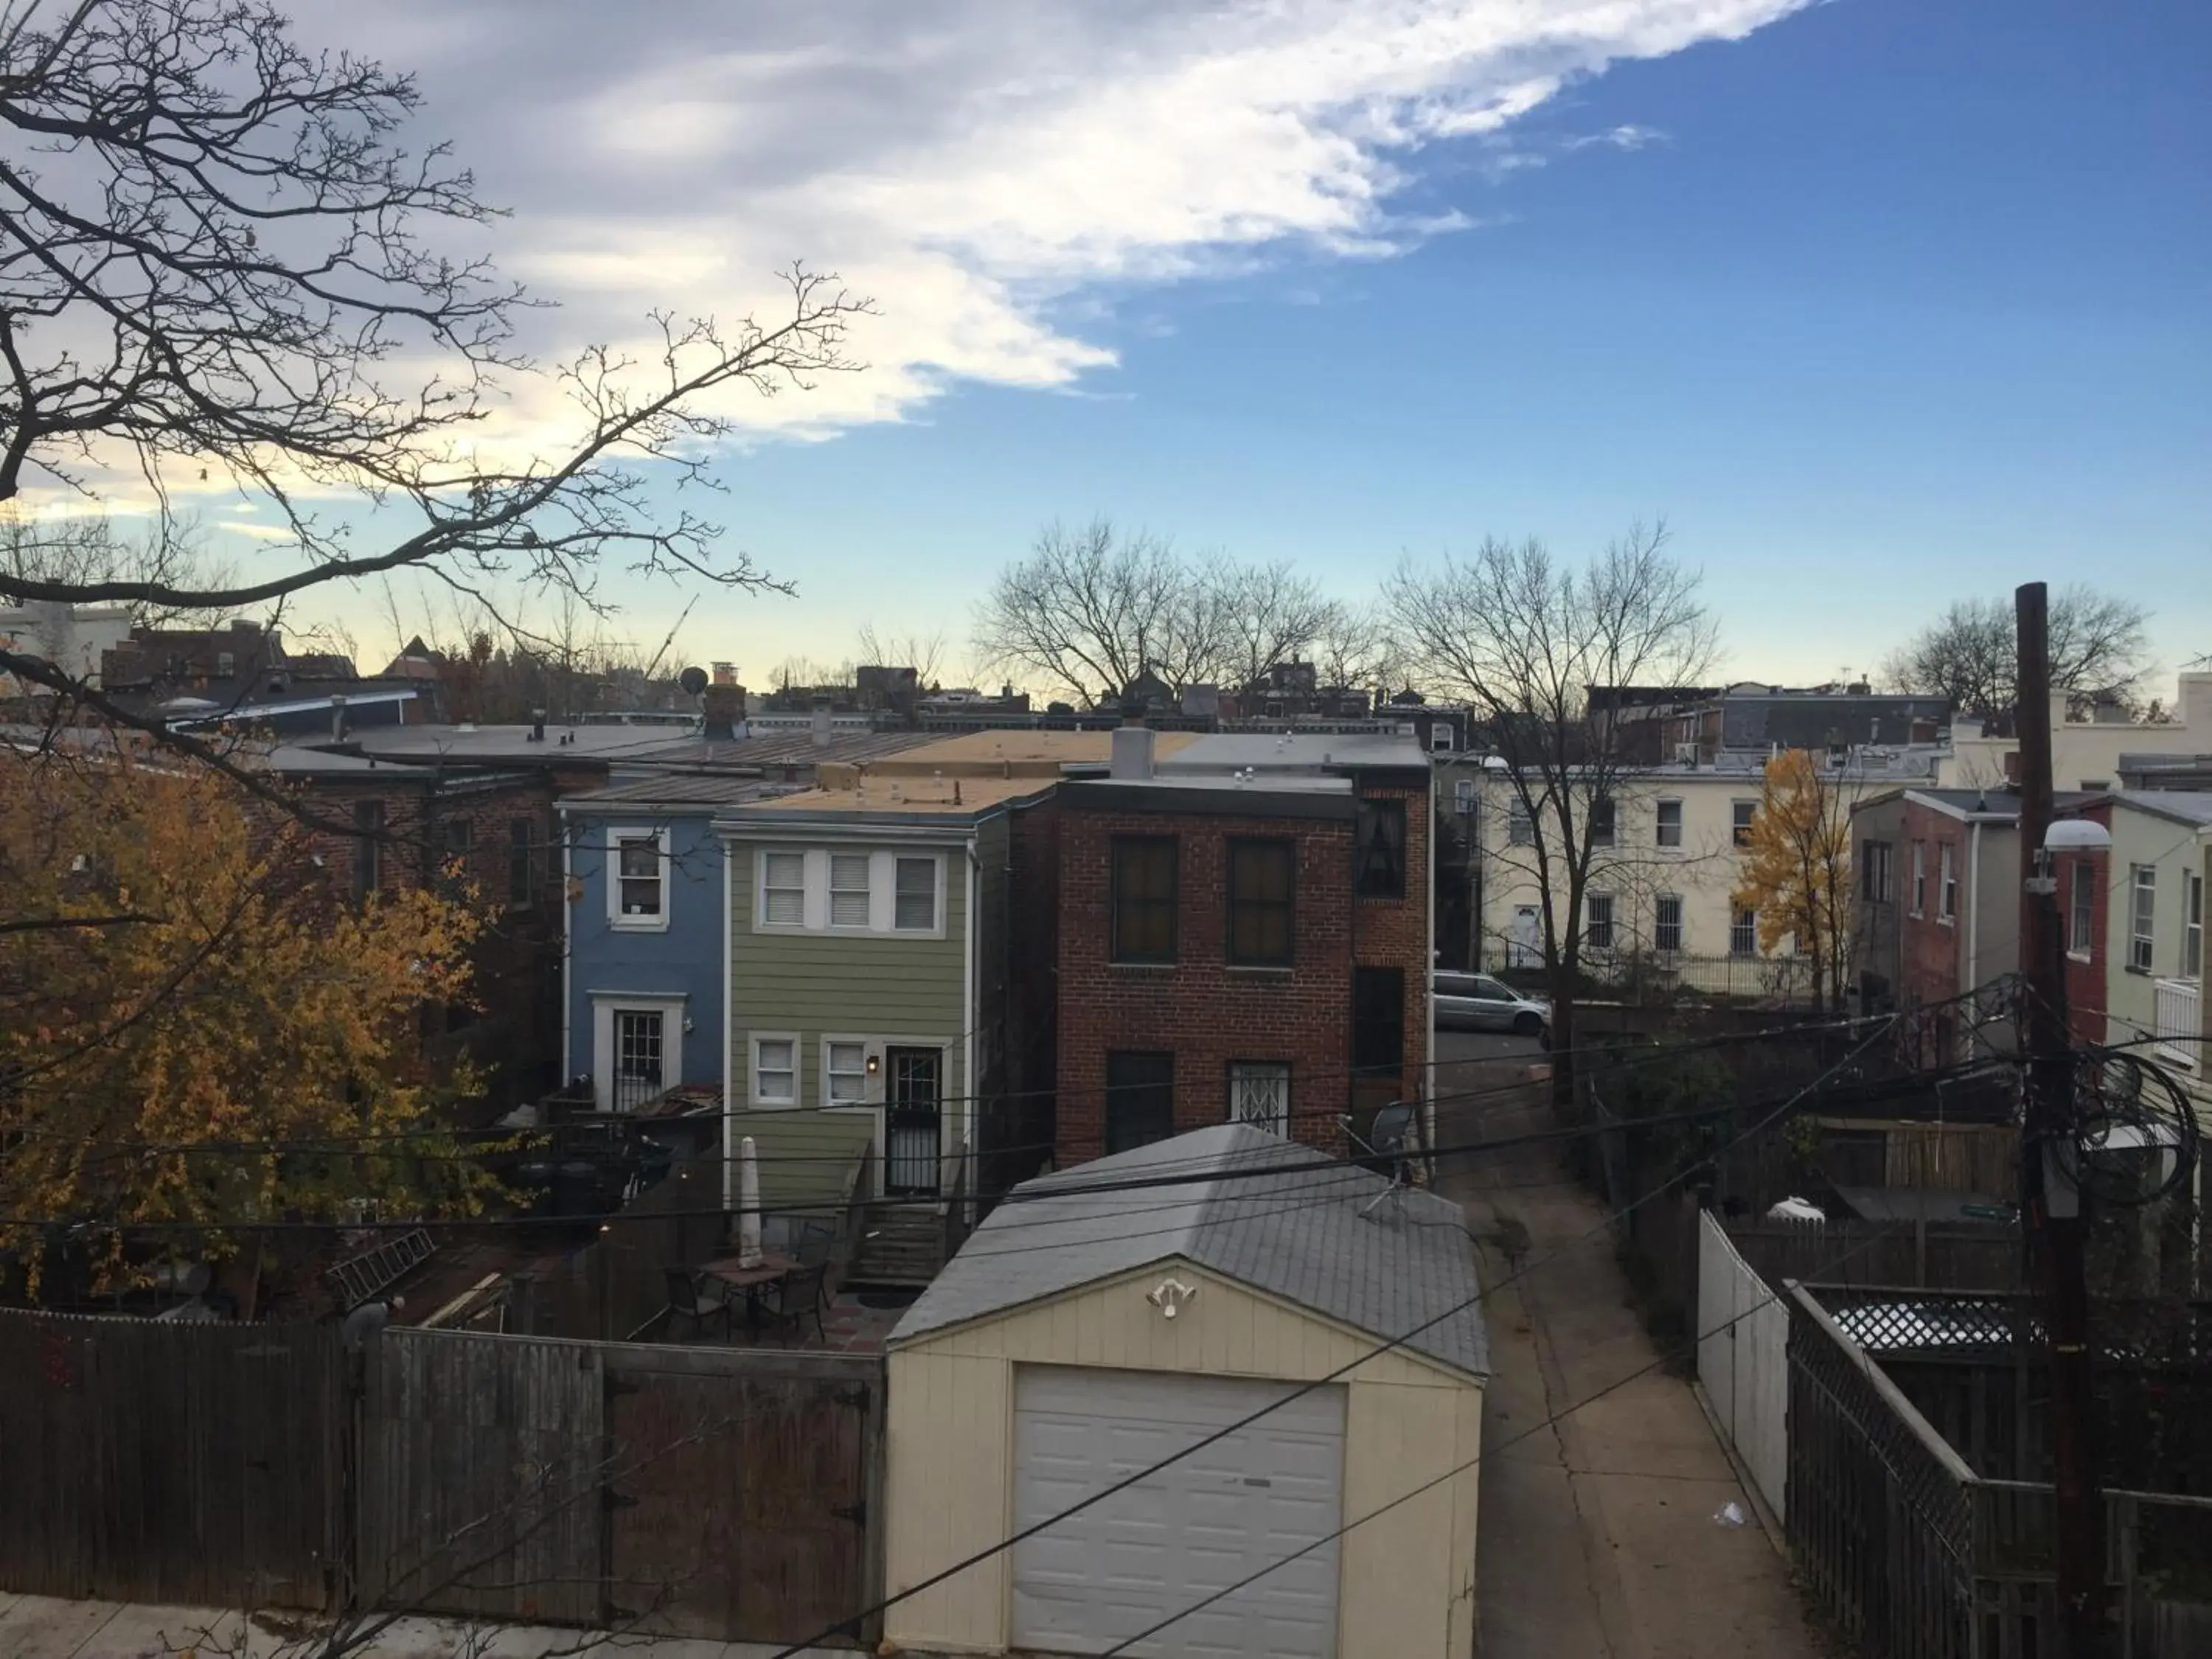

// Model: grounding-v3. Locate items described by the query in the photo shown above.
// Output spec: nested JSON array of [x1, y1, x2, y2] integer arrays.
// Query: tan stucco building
[[882, 1124, 1488, 1659]]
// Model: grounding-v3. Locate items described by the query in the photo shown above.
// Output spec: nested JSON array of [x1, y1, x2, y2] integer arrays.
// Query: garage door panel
[[1011, 1367, 1343, 1659]]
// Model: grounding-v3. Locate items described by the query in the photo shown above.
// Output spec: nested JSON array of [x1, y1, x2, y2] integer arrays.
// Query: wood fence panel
[[0, 1312, 341, 1610], [605, 1348, 876, 1647], [358, 1329, 605, 1625]]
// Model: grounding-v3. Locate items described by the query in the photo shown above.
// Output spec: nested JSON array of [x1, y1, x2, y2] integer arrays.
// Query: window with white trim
[[1910, 841, 1927, 917], [1938, 843, 1958, 922], [1732, 800, 1756, 848], [1453, 776, 1476, 817], [1655, 894, 1684, 953], [1655, 799, 1683, 848], [1585, 892, 1615, 951], [894, 856, 938, 931], [753, 1034, 797, 1105], [2130, 864, 2156, 972], [1730, 905, 1758, 957], [2185, 871, 2203, 981], [829, 852, 872, 928], [2070, 860, 2096, 956], [1506, 799, 1534, 846], [609, 828, 668, 928], [761, 851, 806, 925], [825, 1040, 868, 1105]]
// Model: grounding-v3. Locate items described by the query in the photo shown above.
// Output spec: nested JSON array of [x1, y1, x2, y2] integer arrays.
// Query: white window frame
[[1453, 776, 1477, 817], [1731, 799, 1756, 848], [822, 1036, 872, 1107], [1506, 799, 1534, 846], [751, 1031, 800, 1107], [587, 991, 686, 1113], [1585, 891, 1615, 952], [1938, 843, 1958, 924], [1730, 905, 1758, 958], [1910, 841, 1927, 917], [606, 825, 670, 932], [1654, 894, 1684, 954], [827, 850, 873, 930], [2185, 870, 2203, 981], [1655, 798, 1683, 849], [2129, 864, 2156, 973], [750, 845, 949, 939], [2069, 860, 2096, 959]]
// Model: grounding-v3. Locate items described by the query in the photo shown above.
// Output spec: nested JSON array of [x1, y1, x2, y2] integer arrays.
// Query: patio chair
[[762, 1262, 830, 1346], [659, 1267, 732, 1343]]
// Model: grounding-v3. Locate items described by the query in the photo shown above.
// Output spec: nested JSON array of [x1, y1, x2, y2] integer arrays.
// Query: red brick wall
[[1897, 800, 1966, 1065], [1352, 782, 1430, 1112], [1056, 804, 1357, 1166]]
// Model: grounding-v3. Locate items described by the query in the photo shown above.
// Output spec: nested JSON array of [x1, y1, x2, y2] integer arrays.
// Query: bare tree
[[856, 622, 953, 686], [0, 0, 867, 714], [1, 513, 240, 627], [1883, 587, 2151, 722], [975, 518, 1332, 705], [1387, 523, 1717, 1104], [1311, 598, 1405, 697]]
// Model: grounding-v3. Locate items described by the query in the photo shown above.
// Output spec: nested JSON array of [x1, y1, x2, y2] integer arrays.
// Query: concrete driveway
[[1431, 1033, 1829, 1659]]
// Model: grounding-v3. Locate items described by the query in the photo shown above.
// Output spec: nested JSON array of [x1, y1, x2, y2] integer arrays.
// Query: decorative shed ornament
[[1146, 1278, 1197, 1320]]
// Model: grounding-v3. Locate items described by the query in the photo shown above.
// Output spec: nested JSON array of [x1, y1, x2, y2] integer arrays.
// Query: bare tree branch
[[1883, 585, 2152, 722]]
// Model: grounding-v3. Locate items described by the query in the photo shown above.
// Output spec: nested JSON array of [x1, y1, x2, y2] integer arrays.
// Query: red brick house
[[1054, 727, 1432, 1166]]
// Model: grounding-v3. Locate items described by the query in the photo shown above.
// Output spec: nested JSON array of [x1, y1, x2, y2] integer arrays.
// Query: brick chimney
[[701, 682, 742, 742]]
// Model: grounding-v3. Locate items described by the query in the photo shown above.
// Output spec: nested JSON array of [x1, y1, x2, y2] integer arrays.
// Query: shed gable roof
[[888, 1123, 1489, 1377]]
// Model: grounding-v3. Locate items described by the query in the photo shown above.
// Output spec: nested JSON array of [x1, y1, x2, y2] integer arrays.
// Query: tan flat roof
[[745, 772, 1051, 816], [857, 728, 1198, 776]]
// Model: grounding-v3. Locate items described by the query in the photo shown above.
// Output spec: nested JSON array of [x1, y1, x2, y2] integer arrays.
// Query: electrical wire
[[757, 1010, 1909, 1659]]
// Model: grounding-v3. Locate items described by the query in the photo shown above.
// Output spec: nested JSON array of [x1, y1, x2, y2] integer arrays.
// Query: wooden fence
[[0, 1312, 882, 1649], [1725, 1216, 2022, 1294], [0, 1310, 345, 1610]]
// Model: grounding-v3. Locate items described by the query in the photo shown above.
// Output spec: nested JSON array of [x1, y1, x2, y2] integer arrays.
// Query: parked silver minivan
[[1433, 971, 1551, 1041]]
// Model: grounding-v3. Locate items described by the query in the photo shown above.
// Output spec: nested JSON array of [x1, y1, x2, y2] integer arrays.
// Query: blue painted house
[[559, 774, 766, 1110]]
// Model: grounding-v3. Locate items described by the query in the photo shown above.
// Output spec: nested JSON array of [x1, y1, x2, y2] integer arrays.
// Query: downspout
[[1966, 818, 1983, 1060], [722, 827, 735, 1216], [560, 805, 574, 1087], [963, 840, 980, 1223], [1425, 776, 1437, 1154]]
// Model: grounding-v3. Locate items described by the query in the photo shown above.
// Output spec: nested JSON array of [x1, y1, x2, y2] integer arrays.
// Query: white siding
[[1697, 1211, 1788, 1523]]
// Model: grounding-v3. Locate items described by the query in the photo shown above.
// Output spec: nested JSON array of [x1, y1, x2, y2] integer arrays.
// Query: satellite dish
[[678, 666, 709, 696]]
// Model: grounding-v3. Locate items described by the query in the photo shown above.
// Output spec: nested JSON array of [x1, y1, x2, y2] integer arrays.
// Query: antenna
[[1344, 1101, 1420, 1224]]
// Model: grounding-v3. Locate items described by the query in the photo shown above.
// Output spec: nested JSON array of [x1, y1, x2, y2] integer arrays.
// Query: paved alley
[[1432, 1033, 1830, 1659]]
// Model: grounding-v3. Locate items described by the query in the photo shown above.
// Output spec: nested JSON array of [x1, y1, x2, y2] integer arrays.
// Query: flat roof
[[728, 772, 1052, 818], [874, 728, 1200, 772], [1160, 731, 1430, 772]]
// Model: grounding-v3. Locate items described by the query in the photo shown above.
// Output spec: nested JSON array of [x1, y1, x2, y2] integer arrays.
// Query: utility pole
[[2015, 580, 2106, 1655]]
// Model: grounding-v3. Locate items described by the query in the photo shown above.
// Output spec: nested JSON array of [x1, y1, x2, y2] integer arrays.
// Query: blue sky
[[291, 0, 2208, 692]]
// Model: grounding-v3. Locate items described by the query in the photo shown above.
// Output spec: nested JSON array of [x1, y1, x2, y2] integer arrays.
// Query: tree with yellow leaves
[[0, 739, 493, 1292], [1731, 748, 1853, 1012]]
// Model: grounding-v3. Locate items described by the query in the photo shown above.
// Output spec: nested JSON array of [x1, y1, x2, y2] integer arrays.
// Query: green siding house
[[717, 771, 1045, 1237]]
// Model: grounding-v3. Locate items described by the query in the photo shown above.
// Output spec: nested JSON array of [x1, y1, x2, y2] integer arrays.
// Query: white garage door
[[1010, 1366, 1345, 1659]]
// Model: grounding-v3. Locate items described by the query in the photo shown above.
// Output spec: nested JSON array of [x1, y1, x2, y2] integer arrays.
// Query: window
[[829, 852, 872, 928], [1730, 905, 1758, 957], [2185, 872, 2203, 980], [1506, 799, 1534, 846], [1352, 968, 1405, 1078], [613, 1010, 664, 1112], [1354, 798, 1406, 898], [761, 850, 805, 925], [1585, 892, 1615, 951], [2130, 864, 2156, 972], [1588, 797, 1616, 849], [1859, 840, 1893, 903], [1453, 776, 1477, 817], [216, 650, 234, 677], [612, 830, 667, 927], [1910, 841, 1927, 917], [2070, 860, 2096, 956], [894, 856, 938, 931], [753, 1034, 797, 1105], [1105, 1051, 1175, 1154], [508, 818, 536, 907], [825, 1040, 868, 1105], [1428, 723, 1453, 754], [1938, 844, 1958, 922], [1655, 799, 1683, 849], [1228, 1061, 1290, 1135], [1732, 800, 1756, 848], [1111, 837, 1178, 963], [352, 799, 383, 900], [1228, 838, 1295, 967], [1655, 894, 1684, 953]]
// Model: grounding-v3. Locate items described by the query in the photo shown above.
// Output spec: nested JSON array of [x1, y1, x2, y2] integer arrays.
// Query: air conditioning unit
[[1674, 742, 1698, 768]]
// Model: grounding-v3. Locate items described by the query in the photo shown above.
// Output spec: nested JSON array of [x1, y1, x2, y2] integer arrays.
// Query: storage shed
[[882, 1123, 1489, 1658]]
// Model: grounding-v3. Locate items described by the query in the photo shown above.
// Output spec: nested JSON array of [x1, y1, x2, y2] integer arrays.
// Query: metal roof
[[888, 1123, 1489, 1379]]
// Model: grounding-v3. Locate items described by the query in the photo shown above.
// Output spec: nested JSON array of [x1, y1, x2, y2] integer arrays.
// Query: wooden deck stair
[[849, 1203, 947, 1288]]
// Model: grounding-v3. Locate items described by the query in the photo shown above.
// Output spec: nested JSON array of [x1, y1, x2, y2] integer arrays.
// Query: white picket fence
[[1697, 1209, 1790, 1523]]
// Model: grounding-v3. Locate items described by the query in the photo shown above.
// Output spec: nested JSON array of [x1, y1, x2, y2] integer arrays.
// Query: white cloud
[[284, 0, 1810, 445]]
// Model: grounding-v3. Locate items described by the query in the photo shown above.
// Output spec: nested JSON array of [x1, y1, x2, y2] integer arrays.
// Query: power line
[[757, 1011, 1907, 1659]]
